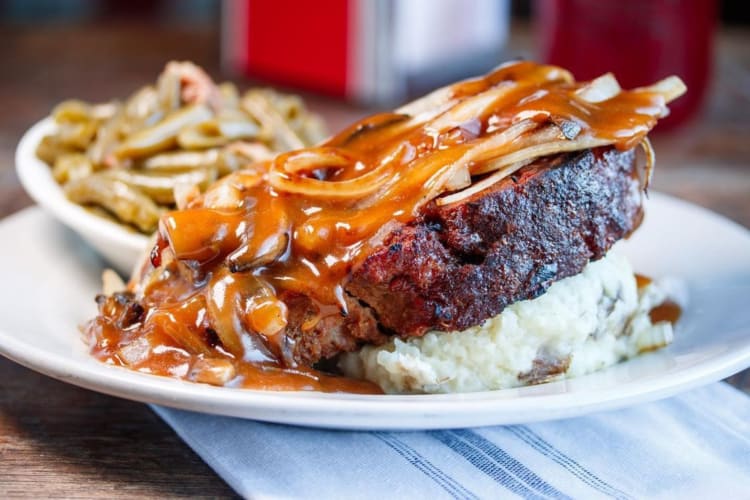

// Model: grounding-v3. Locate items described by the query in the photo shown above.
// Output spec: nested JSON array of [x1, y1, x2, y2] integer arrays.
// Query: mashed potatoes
[[339, 251, 675, 394]]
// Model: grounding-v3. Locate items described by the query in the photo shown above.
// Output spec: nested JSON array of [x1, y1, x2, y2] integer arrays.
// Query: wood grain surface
[[0, 20, 748, 498]]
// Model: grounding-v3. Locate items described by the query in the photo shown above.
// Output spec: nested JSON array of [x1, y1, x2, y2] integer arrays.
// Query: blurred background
[[1, 0, 749, 224]]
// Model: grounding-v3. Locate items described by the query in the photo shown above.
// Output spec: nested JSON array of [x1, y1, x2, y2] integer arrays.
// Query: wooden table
[[1, 21, 748, 498]]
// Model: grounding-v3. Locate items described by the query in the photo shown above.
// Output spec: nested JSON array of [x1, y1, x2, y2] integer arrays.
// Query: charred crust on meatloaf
[[344, 146, 644, 339], [284, 146, 643, 365]]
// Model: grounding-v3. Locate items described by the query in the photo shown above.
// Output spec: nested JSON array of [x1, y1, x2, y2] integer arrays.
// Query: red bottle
[[535, 0, 717, 130]]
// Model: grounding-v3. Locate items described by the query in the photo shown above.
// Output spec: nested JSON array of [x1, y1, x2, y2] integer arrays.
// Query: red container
[[535, 0, 717, 129], [222, 0, 510, 105]]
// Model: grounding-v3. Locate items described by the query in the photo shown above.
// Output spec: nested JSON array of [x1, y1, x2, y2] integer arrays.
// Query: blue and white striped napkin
[[152, 382, 750, 499]]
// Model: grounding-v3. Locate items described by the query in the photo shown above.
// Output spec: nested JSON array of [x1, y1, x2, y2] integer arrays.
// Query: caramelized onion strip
[[274, 147, 353, 175], [640, 137, 655, 190], [437, 158, 533, 207], [575, 73, 622, 103], [423, 66, 574, 133], [464, 120, 545, 174], [268, 146, 394, 200], [417, 161, 472, 211], [268, 165, 391, 199], [268, 142, 394, 200], [399, 120, 545, 207], [435, 137, 610, 207], [483, 137, 611, 172], [205, 277, 245, 357], [396, 62, 572, 129], [426, 85, 513, 132], [634, 76, 687, 104]]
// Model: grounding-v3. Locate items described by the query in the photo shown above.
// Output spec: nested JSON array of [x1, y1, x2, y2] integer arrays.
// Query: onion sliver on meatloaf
[[287, 146, 642, 365]]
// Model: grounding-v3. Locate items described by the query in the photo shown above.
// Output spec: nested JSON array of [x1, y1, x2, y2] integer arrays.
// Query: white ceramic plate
[[0, 196, 749, 430], [15, 118, 149, 274]]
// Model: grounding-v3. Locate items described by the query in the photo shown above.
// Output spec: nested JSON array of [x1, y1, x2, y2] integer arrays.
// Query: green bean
[[218, 107, 250, 122], [156, 68, 181, 112], [57, 121, 98, 149], [52, 100, 91, 123], [64, 174, 162, 233], [54, 100, 117, 148], [176, 124, 229, 149], [242, 91, 306, 151], [218, 82, 240, 109], [52, 154, 93, 184], [90, 102, 119, 121], [142, 149, 220, 171], [216, 119, 261, 140], [36, 135, 75, 165], [177, 118, 261, 149], [121, 86, 161, 135], [104, 167, 218, 205], [298, 113, 327, 145], [115, 104, 212, 159], [219, 142, 274, 174], [272, 93, 304, 121], [87, 106, 125, 166], [258, 91, 326, 145], [217, 149, 242, 174]]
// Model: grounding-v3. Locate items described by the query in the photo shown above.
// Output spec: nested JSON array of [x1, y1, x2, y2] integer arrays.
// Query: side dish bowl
[[16, 118, 149, 274]]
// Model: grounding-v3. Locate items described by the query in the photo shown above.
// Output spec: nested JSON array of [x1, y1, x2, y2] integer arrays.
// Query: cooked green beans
[[104, 168, 218, 205], [37, 61, 327, 234], [115, 104, 213, 159], [65, 175, 163, 233]]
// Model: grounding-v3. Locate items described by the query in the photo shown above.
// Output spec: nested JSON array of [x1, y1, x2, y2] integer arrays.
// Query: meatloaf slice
[[345, 146, 644, 337], [287, 146, 644, 365]]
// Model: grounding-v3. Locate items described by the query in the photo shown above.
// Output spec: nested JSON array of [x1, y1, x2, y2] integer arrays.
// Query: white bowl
[[15, 118, 149, 274]]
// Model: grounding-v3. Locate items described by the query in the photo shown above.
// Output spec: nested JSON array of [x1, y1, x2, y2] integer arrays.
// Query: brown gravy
[[649, 301, 682, 325], [635, 274, 682, 325], [85, 62, 675, 392]]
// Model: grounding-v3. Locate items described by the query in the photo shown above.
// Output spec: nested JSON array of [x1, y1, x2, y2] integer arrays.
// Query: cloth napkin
[[152, 382, 750, 499]]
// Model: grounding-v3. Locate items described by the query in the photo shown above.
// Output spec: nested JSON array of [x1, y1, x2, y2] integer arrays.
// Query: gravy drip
[[635, 274, 682, 325], [85, 61, 673, 392]]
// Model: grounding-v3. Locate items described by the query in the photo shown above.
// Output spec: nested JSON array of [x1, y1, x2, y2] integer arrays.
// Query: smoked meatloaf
[[287, 145, 643, 365]]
